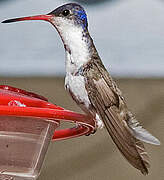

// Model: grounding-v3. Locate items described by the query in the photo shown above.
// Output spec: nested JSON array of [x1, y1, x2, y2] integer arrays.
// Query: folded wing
[[84, 59, 151, 174]]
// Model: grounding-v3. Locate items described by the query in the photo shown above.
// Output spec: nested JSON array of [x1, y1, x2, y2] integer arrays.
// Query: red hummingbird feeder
[[0, 85, 95, 180]]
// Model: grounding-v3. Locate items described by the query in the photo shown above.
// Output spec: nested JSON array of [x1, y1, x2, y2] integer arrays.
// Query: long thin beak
[[2, 14, 53, 24]]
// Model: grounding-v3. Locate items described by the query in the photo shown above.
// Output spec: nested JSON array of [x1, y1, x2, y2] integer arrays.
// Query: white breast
[[54, 17, 91, 112], [65, 73, 90, 108], [54, 17, 90, 73]]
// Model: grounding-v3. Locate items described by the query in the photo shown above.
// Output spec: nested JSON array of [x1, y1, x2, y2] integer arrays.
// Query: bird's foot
[[85, 128, 97, 136]]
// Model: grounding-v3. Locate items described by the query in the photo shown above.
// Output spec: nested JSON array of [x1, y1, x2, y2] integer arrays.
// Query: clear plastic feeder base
[[0, 116, 58, 180], [0, 85, 95, 180]]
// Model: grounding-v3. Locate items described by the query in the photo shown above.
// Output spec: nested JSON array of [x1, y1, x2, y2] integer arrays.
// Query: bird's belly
[[65, 74, 90, 108], [65, 74, 104, 129]]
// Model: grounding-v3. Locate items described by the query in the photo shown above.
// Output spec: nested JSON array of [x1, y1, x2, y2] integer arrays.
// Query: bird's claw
[[85, 128, 97, 136]]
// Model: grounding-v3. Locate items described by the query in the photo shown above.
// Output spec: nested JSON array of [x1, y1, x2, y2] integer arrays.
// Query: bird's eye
[[62, 9, 70, 16]]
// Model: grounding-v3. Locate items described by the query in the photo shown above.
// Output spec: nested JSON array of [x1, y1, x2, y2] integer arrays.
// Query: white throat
[[64, 26, 90, 75], [54, 17, 90, 75]]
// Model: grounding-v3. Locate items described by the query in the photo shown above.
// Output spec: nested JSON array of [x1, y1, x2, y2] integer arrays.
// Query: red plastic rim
[[0, 85, 95, 140]]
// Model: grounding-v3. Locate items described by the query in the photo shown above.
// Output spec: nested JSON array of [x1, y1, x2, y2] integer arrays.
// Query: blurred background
[[0, 0, 164, 180]]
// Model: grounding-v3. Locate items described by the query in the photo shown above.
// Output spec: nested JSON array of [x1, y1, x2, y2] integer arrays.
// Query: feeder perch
[[0, 85, 95, 180]]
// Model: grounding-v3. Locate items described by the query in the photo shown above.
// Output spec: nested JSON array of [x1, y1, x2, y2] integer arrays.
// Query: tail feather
[[95, 102, 150, 174], [127, 112, 160, 145], [135, 139, 150, 175]]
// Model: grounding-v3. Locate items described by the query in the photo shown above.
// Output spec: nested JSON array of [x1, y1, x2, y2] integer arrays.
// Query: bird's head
[[49, 3, 88, 31], [2, 3, 93, 69], [2, 3, 90, 51], [2, 3, 88, 33]]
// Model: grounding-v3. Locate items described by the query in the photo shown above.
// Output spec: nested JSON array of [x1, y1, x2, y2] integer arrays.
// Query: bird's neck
[[60, 26, 98, 75]]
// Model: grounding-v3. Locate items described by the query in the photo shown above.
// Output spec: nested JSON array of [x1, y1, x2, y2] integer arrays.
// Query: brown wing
[[83, 59, 150, 175]]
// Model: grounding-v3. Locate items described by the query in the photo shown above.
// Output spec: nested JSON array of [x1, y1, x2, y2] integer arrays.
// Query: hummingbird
[[2, 3, 160, 175]]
